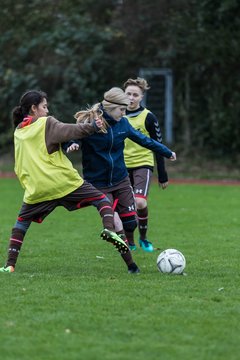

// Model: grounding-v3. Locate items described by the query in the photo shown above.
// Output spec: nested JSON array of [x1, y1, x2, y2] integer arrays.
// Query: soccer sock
[[124, 230, 135, 246], [116, 231, 134, 267], [137, 207, 148, 240], [6, 228, 26, 268], [98, 200, 115, 231]]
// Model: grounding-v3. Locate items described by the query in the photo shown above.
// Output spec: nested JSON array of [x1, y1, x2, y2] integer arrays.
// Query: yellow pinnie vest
[[124, 108, 154, 168], [14, 117, 83, 204]]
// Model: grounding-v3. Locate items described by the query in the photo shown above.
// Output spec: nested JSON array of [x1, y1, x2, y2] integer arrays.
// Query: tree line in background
[[0, 0, 239, 160]]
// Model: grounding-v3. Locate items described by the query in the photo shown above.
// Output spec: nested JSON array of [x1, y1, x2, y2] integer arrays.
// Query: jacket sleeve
[[145, 112, 168, 183], [61, 140, 80, 152], [126, 119, 173, 159]]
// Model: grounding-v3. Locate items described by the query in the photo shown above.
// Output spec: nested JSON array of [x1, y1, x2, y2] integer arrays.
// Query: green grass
[[0, 178, 239, 360]]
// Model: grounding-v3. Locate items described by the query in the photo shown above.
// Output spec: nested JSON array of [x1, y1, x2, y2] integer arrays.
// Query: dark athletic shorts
[[128, 168, 153, 199], [17, 181, 106, 223], [97, 176, 136, 218]]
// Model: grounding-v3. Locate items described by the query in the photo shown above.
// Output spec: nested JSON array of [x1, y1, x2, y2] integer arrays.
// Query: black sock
[[117, 231, 134, 267], [6, 228, 25, 268], [137, 207, 148, 240]]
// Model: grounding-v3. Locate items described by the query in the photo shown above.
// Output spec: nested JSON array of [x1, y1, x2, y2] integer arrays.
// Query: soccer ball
[[157, 249, 186, 274]]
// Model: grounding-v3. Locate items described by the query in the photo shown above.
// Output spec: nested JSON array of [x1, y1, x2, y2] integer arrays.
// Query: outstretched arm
[[127, 119, 176, 160], [46, 117, 103, 153], [145, 112, 169, 188]]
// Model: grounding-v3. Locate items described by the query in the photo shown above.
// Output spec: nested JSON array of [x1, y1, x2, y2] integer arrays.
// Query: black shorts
[[97, 177, 136, 219], [17, 181, 106, 223], [128, 168, 153, 199]]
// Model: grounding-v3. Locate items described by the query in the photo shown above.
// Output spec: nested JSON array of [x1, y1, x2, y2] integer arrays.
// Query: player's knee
[[93, 195, 111, 208], [13, 219, 31, 233], [121, 217, 137, 232], [113, 212, 123, 232], [135, 197, 147, 209], [102, 195, 111, 204]]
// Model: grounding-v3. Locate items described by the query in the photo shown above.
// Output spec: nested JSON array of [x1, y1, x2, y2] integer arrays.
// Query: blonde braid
[[74, 103, 108, 133]]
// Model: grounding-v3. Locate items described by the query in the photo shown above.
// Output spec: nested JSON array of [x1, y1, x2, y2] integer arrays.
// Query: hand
[[159, 181, 168, 190], [66, 143, 80, 153], [95, 117, 104, 130], [170, 152, 176, 161]]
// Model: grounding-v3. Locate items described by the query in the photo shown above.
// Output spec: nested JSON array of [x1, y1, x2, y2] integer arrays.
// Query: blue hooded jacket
[[64, 110, 173, 188]]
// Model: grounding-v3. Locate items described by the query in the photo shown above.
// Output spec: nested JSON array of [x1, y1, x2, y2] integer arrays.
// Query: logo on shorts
[[135, 189, 143, 194], [128, 205, 135, 211]]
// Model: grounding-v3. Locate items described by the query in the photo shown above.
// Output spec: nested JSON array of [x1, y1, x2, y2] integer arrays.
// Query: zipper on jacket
[[108, 127, 114, 186]]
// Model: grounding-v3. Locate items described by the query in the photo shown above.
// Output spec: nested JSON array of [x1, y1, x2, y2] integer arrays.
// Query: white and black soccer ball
[[157, 249, 186, 274]]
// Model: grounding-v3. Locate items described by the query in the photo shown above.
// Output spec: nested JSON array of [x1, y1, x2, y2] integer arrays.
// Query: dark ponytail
[[12, 106, 24, 127], [12, 90, 47, 127]]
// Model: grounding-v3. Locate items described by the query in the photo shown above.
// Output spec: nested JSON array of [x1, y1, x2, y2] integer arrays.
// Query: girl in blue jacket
[[65, 87, 176, 273]]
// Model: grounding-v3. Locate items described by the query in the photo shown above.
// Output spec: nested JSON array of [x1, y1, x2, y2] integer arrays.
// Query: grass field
[[0, 178, 239, 360]]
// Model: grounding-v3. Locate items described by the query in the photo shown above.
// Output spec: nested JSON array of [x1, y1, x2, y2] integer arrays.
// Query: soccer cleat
[[0, 265, 15, 273], [101, 229, 129, 254], [129, 244, 137, 251], [139, 239, 154, 252], [128, 263, 140, 274]]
